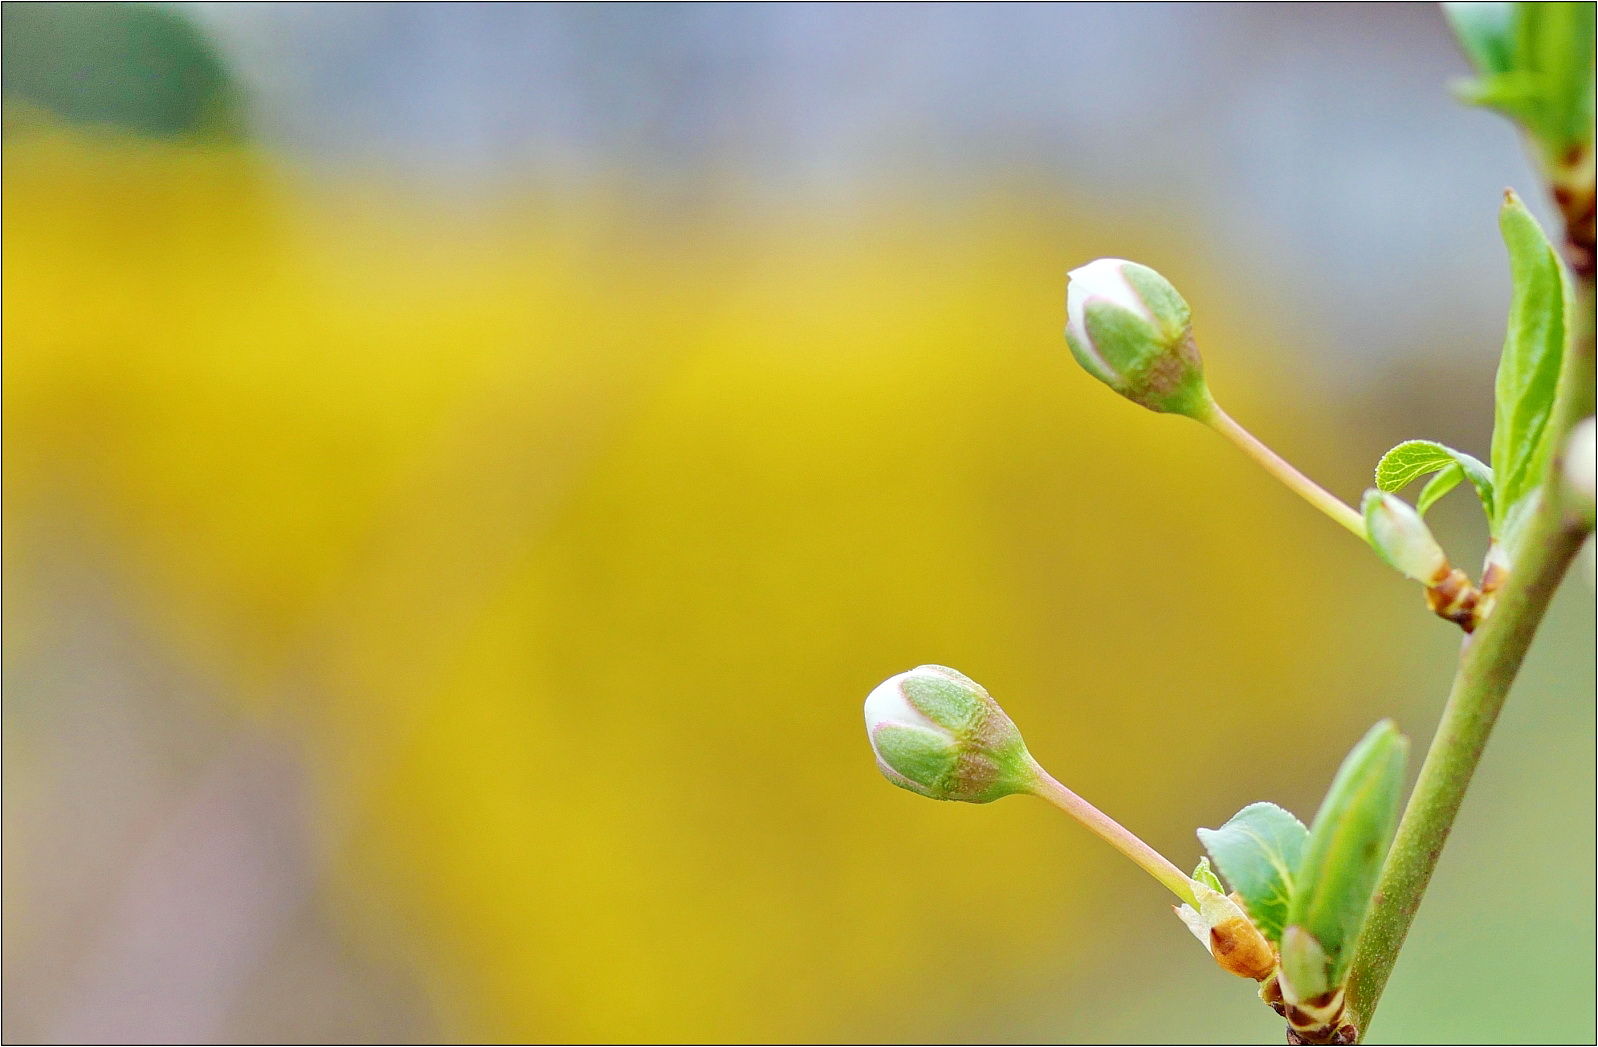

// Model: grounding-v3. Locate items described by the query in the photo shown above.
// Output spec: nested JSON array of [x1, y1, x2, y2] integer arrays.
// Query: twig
[[1343, 273, 1596, 1039]]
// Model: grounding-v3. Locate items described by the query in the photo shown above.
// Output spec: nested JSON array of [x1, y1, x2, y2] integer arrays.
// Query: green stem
[[1203, 403, 1369, 539], [1344, 275, 1596, 1040], [1027, 761, 1197, 907]]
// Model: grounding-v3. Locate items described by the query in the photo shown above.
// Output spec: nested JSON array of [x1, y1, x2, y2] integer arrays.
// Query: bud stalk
[[1029, 767, 1197, 907], [1063, 258, 1367, 539], [864, 665, 1198, 907], [1208, 408, 1368, 538]]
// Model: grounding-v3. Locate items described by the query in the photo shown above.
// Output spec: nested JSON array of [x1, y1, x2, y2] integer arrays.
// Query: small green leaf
[[1456, 70, 1548, 129], [1416, 462, 1465, 516], [1515, 1, 1596, 151], [1491, 192, 1568, 530], [1443, 2, 1517, 76], [1448, 3, 1595, 156], [1197, 801, 1309, 944], [1374, 439, 1494, 522], [1191, 856, 1224, 895], [1288, 720, 1409, 985]]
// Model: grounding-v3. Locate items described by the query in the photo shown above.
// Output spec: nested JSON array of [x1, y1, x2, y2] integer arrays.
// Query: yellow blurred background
[[3, 5, 1592, 1044]]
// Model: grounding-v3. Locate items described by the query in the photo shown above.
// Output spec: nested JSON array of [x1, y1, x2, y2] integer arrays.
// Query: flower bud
[[1361, 490, 1449, 584], [1064, 258, 1211, 417], [863, 665, 1034, 803]]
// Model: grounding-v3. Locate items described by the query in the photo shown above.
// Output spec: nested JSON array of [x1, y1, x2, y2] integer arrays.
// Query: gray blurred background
[[186, 2, 1542, 383]]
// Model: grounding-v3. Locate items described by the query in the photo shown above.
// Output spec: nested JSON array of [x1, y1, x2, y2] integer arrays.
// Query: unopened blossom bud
[[1361, 491, 1449, 584], [1064, 258, 1211, 417], [863, 665, 1034, 803]]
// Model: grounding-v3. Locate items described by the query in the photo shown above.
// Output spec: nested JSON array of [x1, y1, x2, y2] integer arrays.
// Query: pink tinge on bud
[[862, 669, 942, 736], [861, 665, 1033, 804]]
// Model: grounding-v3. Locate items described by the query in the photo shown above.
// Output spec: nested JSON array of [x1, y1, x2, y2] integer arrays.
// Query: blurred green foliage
[[1447, 0, 1595, 157], [2, 2, 242, 139]]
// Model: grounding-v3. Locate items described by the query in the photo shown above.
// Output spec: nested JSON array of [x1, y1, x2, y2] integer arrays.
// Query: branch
[[1343, 273, 1596, 1039]]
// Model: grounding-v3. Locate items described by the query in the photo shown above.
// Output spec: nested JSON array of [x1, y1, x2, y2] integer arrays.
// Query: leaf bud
[[1286, 720, 1408, 990], [1361, 490, 1450, 584], [1277, 926, 1352, 1042]]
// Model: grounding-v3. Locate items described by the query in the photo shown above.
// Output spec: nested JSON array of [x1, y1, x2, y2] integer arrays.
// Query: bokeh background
[[3, 3, 1593, 1043]]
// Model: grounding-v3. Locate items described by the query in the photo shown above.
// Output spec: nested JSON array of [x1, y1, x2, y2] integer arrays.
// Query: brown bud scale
[[1280, 986, 1351, 1045], [1208, 912, 1278, 982], [1425, 568, 1480, 632], [1556, 145, 1595, 280], [1259, 971, 1287, 1016]]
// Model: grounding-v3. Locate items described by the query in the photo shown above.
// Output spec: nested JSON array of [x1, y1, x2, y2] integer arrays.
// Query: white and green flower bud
[[1064, 258, 1211, 417], [867, 668, 1204, 906], [1361, 490, 1450, 584], [864, 665, 1034, 803]]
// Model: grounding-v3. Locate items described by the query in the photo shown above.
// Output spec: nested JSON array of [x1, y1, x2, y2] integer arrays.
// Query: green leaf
[[1491, 192, 1568, 530], [1287, 721, 1409, 985], [1416, 463, 1465, 516], [1191, 856, 1224, 895], [1197, 801, 1309, 944], [1455, 70, 1552, 129], [1443, 2, 1517, 76], [1374, 439, 1494, 523], [0, 4, 247, 140], [1515, 1, 1596, 151], [1449, 3, 1595, 155]]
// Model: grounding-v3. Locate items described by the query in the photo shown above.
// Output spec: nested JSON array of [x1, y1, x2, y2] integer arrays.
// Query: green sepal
[[901, 668, 985, 732], [1374, 439, 1495, 525], [871, 725, 958, 799], [1081, 299, 1209, 418], [1287, 720, 1409, 985], [1122, 263, 1193, 346], [1197, 801, 1310, 944], [1491, 191, 1568, 536]]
